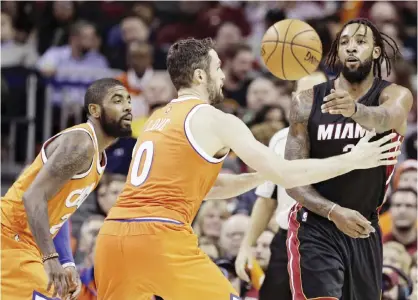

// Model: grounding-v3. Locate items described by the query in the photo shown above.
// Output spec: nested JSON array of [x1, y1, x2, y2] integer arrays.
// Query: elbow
[[285, 187, 301, 199]]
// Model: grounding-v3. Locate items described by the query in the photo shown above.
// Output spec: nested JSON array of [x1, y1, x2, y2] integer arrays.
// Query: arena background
[[1, 1, 417, 299]]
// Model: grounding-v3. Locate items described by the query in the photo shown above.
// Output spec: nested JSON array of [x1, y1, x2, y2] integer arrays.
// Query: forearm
[[53, 221, 75, 267], [205, 173, 265, 200], [286, 185, 335, 218], [23, 193, 56, 255], [242, 197, 277, 246], [278, 154, 354, 189], [352, 103, 393, 133]]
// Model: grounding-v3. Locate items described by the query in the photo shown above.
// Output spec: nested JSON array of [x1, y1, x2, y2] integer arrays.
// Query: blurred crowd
[[1, 1, 417, 300]]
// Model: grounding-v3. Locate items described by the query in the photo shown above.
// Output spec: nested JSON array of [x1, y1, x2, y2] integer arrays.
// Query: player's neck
[[177, 87, 210, 104], [336, 71, 375, 100], [87, 119, 116, 153]]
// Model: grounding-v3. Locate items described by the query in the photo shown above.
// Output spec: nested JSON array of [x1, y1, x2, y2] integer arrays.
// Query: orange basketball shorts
[[94, 218, 240, 300], [1, 224, 56, 300]]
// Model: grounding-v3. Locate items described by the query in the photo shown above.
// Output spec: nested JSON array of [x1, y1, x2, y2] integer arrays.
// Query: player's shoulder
[[191, 103, 236, 124], [52, 127, 95, 156], [382, 83, 413, 98], [289, 88, 315, 123]]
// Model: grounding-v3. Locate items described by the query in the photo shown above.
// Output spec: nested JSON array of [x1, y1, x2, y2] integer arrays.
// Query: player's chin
[[118, 127, 133, 137]]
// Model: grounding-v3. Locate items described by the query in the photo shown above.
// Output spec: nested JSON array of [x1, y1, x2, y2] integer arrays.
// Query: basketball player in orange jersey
[[1, 78, 132, 300], [94, 38, 400, 300]]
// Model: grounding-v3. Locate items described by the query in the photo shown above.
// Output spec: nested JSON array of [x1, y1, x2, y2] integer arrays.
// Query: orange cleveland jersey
[[1, 122, 107, 245], [107, 96, 228, 224]]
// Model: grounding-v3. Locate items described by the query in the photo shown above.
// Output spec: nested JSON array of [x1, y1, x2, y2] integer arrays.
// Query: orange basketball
[[261, 19, 323, 80]]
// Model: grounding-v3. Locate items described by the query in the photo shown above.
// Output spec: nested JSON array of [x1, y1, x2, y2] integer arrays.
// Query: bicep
[[380, 87, 413, 120], [217, 114, 280, 168], [284, 122, 310, 160], [26, 135, 94, 199]]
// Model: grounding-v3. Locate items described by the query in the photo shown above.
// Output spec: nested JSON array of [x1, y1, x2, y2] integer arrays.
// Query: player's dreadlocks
[[325, 18, 400, 78]]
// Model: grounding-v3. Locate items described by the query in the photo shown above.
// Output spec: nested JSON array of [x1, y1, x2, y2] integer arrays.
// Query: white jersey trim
[[40, 128, 95, 180], [171, 96, 200, 103], [184, 103, 228, 164], [86, 122, 107, 175]]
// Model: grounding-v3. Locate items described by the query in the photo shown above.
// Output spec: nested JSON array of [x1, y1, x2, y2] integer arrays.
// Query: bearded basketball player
[[285, 18, 413, 300], [1, 78, 132, 299], [94, 37, 400, 300]]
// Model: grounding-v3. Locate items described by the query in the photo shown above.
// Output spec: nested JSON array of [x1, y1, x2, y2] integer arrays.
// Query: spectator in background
[[254, 231, 274, 272], [245, 77, 278, 113], [116, 41, 154, 118], [193, 201, 230, 246], [37, 20, 110, 132], [219, 214, 250, 260], [37, 20, 108, 79], [248, 105, 288, 128], [75, 215, 105, 266], [243, 230, 275, 300], [215, 22, 243, 61], [384, 188, 417, 255], [199, 236, 220, 261], [1, 12, 38, 68], [96, 174, 126, 216], [222, 43, 255, 107], [130, 71, 176, 138], [392, 160, 417, 191], [37, 1, 77, 55], [369, 2, 399, 30], [107, 15, 150, 70], [382, 241, 413, 300]]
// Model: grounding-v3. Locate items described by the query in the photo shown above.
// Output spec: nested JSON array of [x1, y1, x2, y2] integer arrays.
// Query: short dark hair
[[166, 37, 214, 90], [69, 20, 95, 37], [84, 78, 124, 115], [224, 42, 252, 61], [325, 18, 400, 78]]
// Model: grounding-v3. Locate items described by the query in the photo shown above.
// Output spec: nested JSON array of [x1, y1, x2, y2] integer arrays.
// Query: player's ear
[[193, 69, 206, 84], [372, 46, 381, 60], [88, 103, 101, 118]]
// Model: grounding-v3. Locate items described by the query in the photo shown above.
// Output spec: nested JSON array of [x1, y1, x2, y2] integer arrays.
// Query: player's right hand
[[329, 204, 375, 238], [350, 130, 401, 169], [44, 257, 71, 298], [235, 244, 253, 282]]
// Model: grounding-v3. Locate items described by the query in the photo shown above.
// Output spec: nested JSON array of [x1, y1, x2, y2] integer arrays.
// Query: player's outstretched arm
[[212, 94, 400, 189], [204, 172, 266, 200], [322, 85, 413, 133], [22, 131, 94, 257]]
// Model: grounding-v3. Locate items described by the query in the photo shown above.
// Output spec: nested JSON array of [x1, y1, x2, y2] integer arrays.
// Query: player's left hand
[[64, 266, 81, 300], [321, 89, 356, 117]]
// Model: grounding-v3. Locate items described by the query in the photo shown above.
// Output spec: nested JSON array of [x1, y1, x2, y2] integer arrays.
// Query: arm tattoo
[[23, 132, 94, 255], [285, 89, 335, 218], [352, 103, 392, 133], [45, 137, 93, 181]]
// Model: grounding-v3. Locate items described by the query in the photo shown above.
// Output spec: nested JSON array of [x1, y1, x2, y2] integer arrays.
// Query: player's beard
[[100, 108, 132, 138], [207, 75, 224, 105], [341, 56, 373, 84]]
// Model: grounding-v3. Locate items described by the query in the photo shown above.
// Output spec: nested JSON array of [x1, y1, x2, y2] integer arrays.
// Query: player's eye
[[340, 40, 348, 45]]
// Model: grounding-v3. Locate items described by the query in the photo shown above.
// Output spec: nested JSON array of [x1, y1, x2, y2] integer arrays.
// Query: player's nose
[[346, 40, 358, 54]]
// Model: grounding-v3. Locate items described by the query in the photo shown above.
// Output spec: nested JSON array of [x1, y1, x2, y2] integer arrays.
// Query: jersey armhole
[[184, 104, 229, 164], [41, 128, 95, 179]]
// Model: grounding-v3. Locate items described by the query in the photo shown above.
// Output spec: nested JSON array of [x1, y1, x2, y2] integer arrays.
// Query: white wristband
[[327, 204, 337, 221], [62, 262, 76, 269]]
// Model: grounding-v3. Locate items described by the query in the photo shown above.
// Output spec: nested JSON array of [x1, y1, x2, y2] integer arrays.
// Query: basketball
[[261, 19, 323, 80]]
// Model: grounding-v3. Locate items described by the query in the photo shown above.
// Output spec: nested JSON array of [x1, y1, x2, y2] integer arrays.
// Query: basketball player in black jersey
[[285, 19, 413, 300]]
